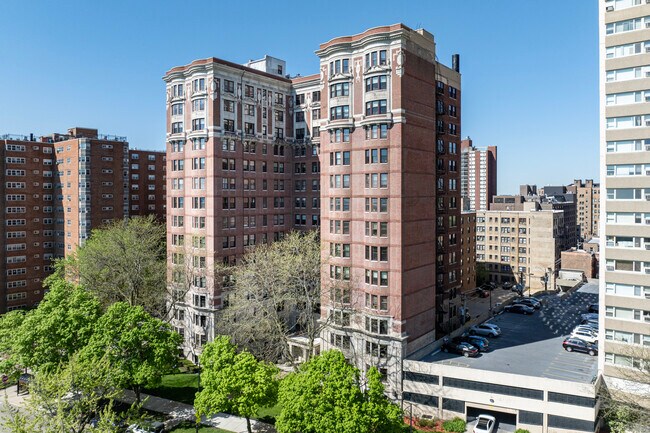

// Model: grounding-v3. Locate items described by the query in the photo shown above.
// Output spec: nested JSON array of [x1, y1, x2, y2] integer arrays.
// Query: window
[[171, 122, 183, 134], [330, 83, 350, 97], [330, 105, 350, 120], [366, 124, 388, 139], [192, 118, 205, 131], [366, 100, 387, 115], [171, 103, 183, 116], [365, 75, 387, 91], [329, 58, 350, 75], [224, 80, 234, 93], [192, 98, 205, 112], [224, 100, 235, 112], [365, 50, 387, 68]]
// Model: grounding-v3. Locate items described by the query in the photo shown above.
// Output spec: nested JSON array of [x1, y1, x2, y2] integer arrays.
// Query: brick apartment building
[[128, 149, 167, 220], [567, 179, 599, 242], [0, 127, 165, 312], [459, 211, 477, 294], [164, 24, 464, 391], [460, 138, 496, 211], [163, 55, 321, 360]]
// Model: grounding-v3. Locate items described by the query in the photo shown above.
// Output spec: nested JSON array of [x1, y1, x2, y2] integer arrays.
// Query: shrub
[[515, 430, 531, 433], [417, 418, 435, 428], [442, 417, 466, 433]]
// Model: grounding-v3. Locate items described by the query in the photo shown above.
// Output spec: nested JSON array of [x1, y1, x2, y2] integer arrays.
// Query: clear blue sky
[[0, 0, 598, 194]]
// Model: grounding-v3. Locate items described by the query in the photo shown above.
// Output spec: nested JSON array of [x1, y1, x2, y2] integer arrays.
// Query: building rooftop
[[414, 282, 599, 384]]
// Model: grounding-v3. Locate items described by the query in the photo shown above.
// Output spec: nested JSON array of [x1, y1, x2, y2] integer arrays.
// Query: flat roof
[[416, 282, 599, 384]]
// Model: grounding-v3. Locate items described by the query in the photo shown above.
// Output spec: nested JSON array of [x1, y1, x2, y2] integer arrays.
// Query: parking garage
[[402, 283, 601, 433]]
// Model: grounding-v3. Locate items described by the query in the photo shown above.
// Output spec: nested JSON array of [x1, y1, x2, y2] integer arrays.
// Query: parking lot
[[419, 282, 599, 384]]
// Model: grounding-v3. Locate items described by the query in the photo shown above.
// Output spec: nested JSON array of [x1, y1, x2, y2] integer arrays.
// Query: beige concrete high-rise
[[600, 0, 650, 407]]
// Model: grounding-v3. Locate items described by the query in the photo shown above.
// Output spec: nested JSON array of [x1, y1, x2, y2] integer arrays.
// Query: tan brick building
[[476, 203, 562, 291], [567, 179, 600, 242]]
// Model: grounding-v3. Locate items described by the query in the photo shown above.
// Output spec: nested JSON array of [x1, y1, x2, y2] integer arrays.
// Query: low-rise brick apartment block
[[164, 24, 464, 393], [0, 127, 165, 312]]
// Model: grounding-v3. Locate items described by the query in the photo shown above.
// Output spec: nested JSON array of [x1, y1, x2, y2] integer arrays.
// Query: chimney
[[452, 54, 460, 72]]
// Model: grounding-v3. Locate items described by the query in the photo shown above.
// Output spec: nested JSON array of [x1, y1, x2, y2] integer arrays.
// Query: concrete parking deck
[[418, 283, 599, 384]]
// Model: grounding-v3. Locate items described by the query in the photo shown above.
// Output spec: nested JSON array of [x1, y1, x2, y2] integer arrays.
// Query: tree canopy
[[195, 336, 278, 433], [276, 350, 402, 433], [217, 230, 322, 363], [63, 215, 168, 318], [79, 302, 182, 402], [0, 273, 102, 374]]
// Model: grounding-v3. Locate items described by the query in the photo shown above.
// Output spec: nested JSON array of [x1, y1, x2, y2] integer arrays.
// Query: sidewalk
[[118, 390, 276, 433]]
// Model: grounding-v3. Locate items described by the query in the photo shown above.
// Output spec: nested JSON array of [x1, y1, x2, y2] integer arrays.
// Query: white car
[[473, 414, 496, 433], [571, 329, 598, 344], [574, 325, 598, 337], [469, 323, 501, 337]]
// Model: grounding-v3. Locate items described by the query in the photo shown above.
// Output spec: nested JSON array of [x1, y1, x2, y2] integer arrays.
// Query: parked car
[[570, 329, 598, 344], [581, 313, 599, 321], [476, 288, 490, 298], [442, 340, 479, 358], [502, 281, 513, 290], [563, 338, 598, 356], [460, 335, 490, 352], [128, 422, 164, 433], [514, 297, 541, 309], [588, 303, 599, 314], [512, 284, 525, 294], [574, 325, 598, 337], [504, 304, 535, 315], [469, 323, 501, 337], [473, 414, 496, 433], [580, 321, 599, 331]]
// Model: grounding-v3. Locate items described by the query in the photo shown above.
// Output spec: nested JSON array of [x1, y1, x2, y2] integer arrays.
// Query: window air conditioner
[[646, 144, 650, 151], [645, 47, 650, 53], [606, 5, 614, 11], [646, 22, 650, 28], [645, 244, 650, 250], [645, 218, 650, 224], [647, 0, 650, 4], [645, 268, 650, 274], [645, 194, 650, 201], [646, 71, 650, 78]]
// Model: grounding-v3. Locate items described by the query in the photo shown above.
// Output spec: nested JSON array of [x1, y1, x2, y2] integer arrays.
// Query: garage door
[[466, 406, 517, 433]]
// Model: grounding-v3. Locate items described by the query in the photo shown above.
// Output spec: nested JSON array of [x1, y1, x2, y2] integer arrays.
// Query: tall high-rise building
[[567, 179, 600, 241], [164, 24, 463, 387], [316, 24, 462, 393], [0, 127, 166, 312], [600, 0, 650, 407], [163, 56, 321, 361], [460, 138, 496, 211]]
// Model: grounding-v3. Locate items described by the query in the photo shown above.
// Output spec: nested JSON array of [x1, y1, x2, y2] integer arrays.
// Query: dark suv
[[456, 335, 489, 352], [442, 341, 479, 357], [562, 338, 598, 356]]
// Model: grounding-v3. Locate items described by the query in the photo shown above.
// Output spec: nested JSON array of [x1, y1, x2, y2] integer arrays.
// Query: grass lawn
[[145, 373, 281, 424], [144, 373, 198, 405], [170, 421, 233, 433], [255, 402, 282, 423]]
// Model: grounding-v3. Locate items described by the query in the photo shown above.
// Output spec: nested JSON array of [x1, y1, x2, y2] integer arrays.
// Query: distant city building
[[567, 179, 600, 242], [128, 149, 167, 220], [460, 138, 496, 211], [561, 248, 598, 279], [459, 211, 476, 293], [490, 184, 578, 252], [600, 0, 650, 409], [0, 127, 165, 312], [476, 203, 562, 291]]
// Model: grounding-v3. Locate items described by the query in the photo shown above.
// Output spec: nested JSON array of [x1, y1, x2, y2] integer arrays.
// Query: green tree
[[79, 302, 182, 403], [2, 273, 101, 373], [217, 230, 325, 363], [63, 215, 168, 318], [0, 354, 127, 433], [0, 309, 26, 379], [476, 263, 489, 286], [195, 336, 278, 433], [276, 350, 402, 433]]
